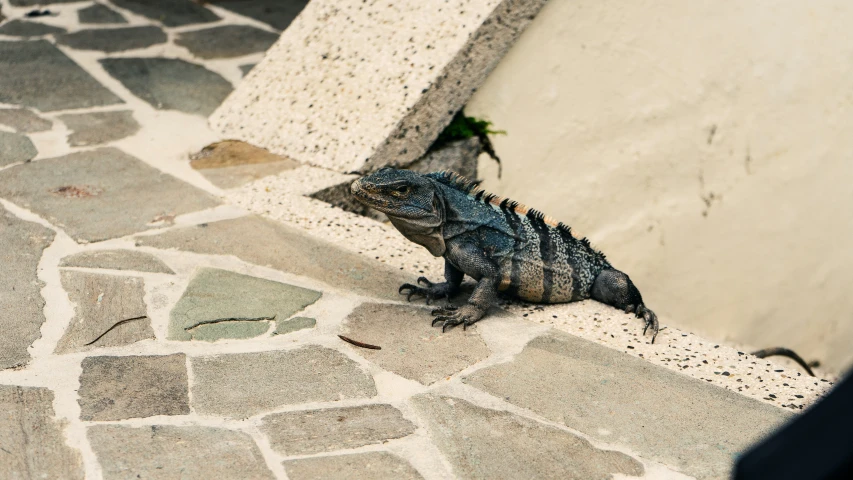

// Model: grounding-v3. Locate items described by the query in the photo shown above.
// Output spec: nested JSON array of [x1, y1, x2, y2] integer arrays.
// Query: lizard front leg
[[431, 243, 500, 332], [591, 268, 660, 342], [399, 258, 463, 305]]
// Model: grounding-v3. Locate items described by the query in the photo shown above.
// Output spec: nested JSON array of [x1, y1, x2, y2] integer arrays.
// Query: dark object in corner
[[734, 372, 852, 480], [25, 9, 55, 17], [752, 347, 816, 376]]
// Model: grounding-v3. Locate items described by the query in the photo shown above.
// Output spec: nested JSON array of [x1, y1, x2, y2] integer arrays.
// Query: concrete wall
[[467, 0, 853, 372]]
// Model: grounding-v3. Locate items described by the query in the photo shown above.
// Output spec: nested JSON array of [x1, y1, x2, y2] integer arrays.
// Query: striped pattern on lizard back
[[429, 171, 612, 304]]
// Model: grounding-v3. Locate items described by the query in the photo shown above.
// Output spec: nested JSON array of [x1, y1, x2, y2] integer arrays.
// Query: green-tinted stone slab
[[169, 268, 321, 341]]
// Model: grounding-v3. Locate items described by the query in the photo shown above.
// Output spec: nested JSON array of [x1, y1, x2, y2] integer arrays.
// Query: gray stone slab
[[191, 346, 377, 418], [57, 110, 140, 146], [135, 215, 412, 300], [175, 25, 279, 59], [411, 394, 644, 480], [463, 332, 792, 479], [0, 108, 52, 133], [274, 316, 315, 335], [261, 404, 416, 456], [78, 3, 127, 24], [89, 424, 274, 480], [0, 130, 37, 166], [54, 271, 154, 354], [240, 63, 256, 76], [78, 354, 189, 421], [0, 19, 66, 36], [100, 57, 232, 116], [57, 26, 166, 53], [0, 385, 84, 479], [169, 267, 321, 341], [342, 303, 490, 385], [0, 205, 54, 370], [10, 0, 79, 5], [284, 452, 423, 480], [0, 40, 123, 111], [60, 249, 174, 273], [0, 147, 220, 242], [210, 0, 547, 173], [109, 0, 220, 27], [209, 0, 308, 31]]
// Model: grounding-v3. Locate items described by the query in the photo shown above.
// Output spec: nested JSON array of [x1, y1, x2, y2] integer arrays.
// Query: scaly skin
[[351, 168, 659, 341]]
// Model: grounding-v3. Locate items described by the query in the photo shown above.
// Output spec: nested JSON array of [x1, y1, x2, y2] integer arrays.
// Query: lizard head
[[350, 168, 443, 222]]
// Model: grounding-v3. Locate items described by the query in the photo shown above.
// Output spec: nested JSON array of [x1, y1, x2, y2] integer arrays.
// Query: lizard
[[350, 168, 660, 342]]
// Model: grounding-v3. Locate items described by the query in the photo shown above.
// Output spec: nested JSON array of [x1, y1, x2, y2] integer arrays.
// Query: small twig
[[338, 334, 381, 350], [751, 347, 816, 377], [84, 316, 147, 346]]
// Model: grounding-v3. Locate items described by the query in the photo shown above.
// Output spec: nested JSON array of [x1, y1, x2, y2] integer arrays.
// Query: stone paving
[[0, 1, 840, 479]]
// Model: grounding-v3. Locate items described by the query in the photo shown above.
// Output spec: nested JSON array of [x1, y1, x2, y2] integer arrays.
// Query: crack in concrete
[[183, 316, 276, 332]]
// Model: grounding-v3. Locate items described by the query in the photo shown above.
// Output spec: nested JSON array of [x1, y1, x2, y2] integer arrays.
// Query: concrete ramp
[[210, 0, 547, 173]]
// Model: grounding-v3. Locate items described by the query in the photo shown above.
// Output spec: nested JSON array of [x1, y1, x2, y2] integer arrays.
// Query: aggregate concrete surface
[[0, 1, 838, 479]]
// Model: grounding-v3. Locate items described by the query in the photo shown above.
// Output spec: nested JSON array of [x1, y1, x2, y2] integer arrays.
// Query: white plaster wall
[[467, 0, 853, 372]]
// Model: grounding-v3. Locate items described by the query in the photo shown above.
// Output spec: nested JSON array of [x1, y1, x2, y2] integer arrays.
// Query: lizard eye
[[393, 185, 411, 195]]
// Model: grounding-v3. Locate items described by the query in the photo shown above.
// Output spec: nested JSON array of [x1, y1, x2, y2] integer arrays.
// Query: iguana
[[350, 168, 660, 342]]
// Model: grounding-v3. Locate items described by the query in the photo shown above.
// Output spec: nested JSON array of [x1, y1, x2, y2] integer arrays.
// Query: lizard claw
[[399, 279, 453, 305], [430, 304, 485, 332], [636, 305, 659, 343]]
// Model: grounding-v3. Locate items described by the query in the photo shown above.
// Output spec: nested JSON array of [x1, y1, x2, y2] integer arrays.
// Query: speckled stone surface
[[211, 0, 548, 173]]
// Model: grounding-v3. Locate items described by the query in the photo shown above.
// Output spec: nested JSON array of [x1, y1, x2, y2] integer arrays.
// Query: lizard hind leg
[[591, 268, 660, 343]]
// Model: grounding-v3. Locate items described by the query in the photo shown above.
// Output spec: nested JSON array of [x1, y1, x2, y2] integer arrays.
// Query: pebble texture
[[60, 249, 174, 273], [283, 452, 423, 480], [0, 130, 37, 166], [175, 25, 279, 59], [78, 354, 190, 421], [89, 425, 274, 480], [58, 110, 141, 146], [0, 385, 84, 480], [0, 205, 54, 369], [169, 267, 322, 341], [210, 0, 547, 173], [78, 4, 127, 24], [57, 26, 167, 53], [135, 215, 411, 300], [0, 108, 52, 133], [464, 331, 791, 479], [0, 147, 220, 242], [411, 394, 645, 480], [191, 347, 377, 418], [210, 0, 309, 30], [109, 0, 220, 27], [55, 271, 154, 354], [261, 404, 416, 455], [342, 303, 491, 385], [0, 40, 123, 111], [100, 57, 233, 116], [0, 19, 66, 36]]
